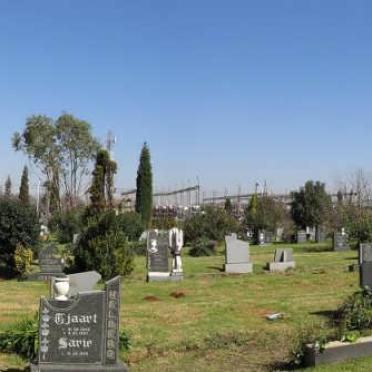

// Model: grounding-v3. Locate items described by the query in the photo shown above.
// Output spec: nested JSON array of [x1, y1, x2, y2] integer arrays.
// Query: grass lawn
[[0, 241, 371, 371]]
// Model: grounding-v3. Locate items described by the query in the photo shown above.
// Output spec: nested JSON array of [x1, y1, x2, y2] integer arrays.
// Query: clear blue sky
[[1, 0, 372, 196]]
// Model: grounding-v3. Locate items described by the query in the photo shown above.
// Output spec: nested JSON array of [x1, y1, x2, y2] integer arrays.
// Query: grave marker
[[268, 248, 295, 272], [38, 244, 65, 281], [224, 233, 253, 273], [31, 276, 127, 371], [147, 230, 170, 281]]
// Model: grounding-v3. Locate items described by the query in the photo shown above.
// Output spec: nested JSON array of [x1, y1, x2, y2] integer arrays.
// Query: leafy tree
[[88, 149, 117, 215], [74, 211, 134, 280], [291, 181, 331, 230], [117, 212, 144, 241], [19, 166, 30, 204], [56, 114, 99, 208], [4, 176, 12, 197], [13, 116, 59, 213], [135, 143, 153, 228], [0, 198, 39, 276], [13, 113, 98, 213], [244, 194, 289, 234], [183, 207, 238, 243]]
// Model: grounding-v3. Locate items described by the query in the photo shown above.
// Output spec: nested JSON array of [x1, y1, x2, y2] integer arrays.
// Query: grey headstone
[[274, 248, 293, 263], [225, 234, 250, 264], [38, 244, 64, 280], [264, 232, 274, 244], [296, 231, 307, 244], [333, 232, 349, 251], [360, 244, 372, 264], [68, 271, 102, 295], [31, 276, 127, 371]]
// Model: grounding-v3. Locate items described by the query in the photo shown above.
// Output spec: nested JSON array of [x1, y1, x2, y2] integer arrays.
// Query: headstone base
[[170, 272, 184, 281], [268, 262, 295, 273], [147, 272, 170, 282], [30, 360, 128, 371], [224, 263, 253, 274]]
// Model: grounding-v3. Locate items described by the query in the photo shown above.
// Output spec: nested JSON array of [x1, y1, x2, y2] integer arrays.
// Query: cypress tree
[[19, 166, 30, 204], [89, 149, 117, 215], [135, 143, 153, 228], [5, 176, 12, 197]]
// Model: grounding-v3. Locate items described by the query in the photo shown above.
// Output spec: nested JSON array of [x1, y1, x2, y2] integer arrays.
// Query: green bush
[[128, 241, 147, 256], [335, 287, 372, 332], [0, 314, 38, 360], [14, 244, 33, 278], [189, 237, 216, 257], [0, 198, 39, 276], [117, 212, 144, 241], [74, 211, 134, 280], [183, 207, 238, 244], [49, 209, 84, 244]]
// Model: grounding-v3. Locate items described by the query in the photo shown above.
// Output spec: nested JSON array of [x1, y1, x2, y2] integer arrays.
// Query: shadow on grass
[[206, 266, 224, 272], [268, 361, 298, 371], [310, 309, 337, 322], [1, 368, 30, 372]]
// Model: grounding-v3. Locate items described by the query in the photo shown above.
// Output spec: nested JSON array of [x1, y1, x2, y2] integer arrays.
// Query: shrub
[[0, 198, 39, 276], [183, 207, 238, 244], [335, 287, 372, 332], [117, 212, 144, 241], [14, 244, 33, 278], [189, 237, 216, 257], [0, 314, 38, 360], [49, 209, 83, 244], [128, 241, 147, 256], [74, 211, 134, 280]]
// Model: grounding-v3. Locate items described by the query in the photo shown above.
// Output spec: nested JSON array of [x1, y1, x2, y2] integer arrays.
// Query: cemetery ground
[[0, 242, 371, 371]]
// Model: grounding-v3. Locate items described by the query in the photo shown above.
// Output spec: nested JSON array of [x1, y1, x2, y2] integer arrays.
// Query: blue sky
[[1, 0, 372, 196]]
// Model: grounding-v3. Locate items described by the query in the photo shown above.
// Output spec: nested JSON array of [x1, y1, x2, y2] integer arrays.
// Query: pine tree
[[19, 166, 30, 204], [135, 143, 153, 228], [5, 176, 12, 197], [89, 149, 117, 215]]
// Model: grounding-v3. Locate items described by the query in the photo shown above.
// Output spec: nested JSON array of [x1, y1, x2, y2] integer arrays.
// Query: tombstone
[[50, 271, 102, 298], [224, 233, 253, 274], [315, 227, 326, 243], [30, 276, 128, 371], [147, 230, 170, 281], [359, 243, 372, 288], [268, 248, 295, 272], [38, 244, 65, 280], [264, 231, 274, 244], [296, 230, 307, 244], [169, 227, 184, 281], [333, 231, 349, 251]]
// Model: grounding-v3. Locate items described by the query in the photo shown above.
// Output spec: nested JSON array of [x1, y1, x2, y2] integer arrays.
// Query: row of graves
[[224, 233, 295, 274]]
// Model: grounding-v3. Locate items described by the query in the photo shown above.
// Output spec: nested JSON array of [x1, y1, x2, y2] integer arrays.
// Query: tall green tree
[[19, 166, 30, 204], [13, 113, 98, 213], [224, 197, 233, 215], [56, 114, 99, 208], [291, 180, 331, 230], [5, 176, 12, 197], [135, 143, 153, 228], [89, 149, 117, 215]]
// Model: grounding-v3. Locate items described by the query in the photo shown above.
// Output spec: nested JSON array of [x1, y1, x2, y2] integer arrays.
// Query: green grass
[[0, 241, 370, 371]]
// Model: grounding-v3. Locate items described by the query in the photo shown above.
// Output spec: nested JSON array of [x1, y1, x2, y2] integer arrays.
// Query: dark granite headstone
[[38, 244, 64, 280], [31, 276, 127, 371], [147, 230, 170, 281], [359, 243, 372, 288], [333, 232, 349, 251]]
